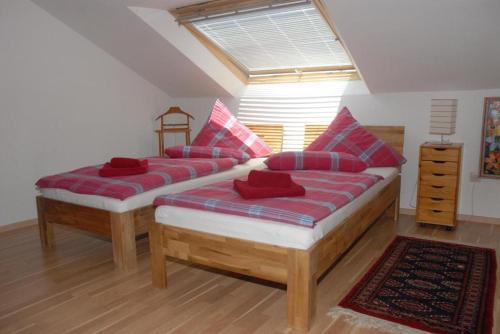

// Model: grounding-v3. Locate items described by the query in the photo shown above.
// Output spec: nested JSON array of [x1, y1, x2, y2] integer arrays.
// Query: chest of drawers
[[416, 143, 463, 229]]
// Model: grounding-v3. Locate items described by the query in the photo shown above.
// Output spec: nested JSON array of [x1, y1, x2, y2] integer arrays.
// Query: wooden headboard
[[246, 124, 405, 154], [363, 126, 405, 154], [245, 124, 284, 153], [304, 124, 405, 154]]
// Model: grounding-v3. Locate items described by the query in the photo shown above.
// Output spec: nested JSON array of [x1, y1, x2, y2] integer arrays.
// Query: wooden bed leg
[[386, 197, 400, 222], [149, 222, 167, 288], [110, 211, 137, 271], [393, 195, 400, 222], [36, 196, 54, 249], [287, 249, 316, 331]]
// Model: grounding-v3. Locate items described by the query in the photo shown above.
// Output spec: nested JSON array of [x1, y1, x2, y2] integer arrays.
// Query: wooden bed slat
[[161, 226, 289, 284]]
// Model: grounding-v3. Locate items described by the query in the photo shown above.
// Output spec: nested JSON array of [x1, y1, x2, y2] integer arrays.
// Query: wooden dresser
[[416, 143, 463, 229]]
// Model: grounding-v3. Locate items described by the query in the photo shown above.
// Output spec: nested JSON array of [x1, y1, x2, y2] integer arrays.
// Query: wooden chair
[[155, 107, 195, 156]]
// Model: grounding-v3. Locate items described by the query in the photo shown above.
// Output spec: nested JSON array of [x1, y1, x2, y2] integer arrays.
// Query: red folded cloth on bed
[[99, 160, 148, 177], [110, 157, 142, 168], [247, 170, 292, 188], [233, 179, 305, 199]]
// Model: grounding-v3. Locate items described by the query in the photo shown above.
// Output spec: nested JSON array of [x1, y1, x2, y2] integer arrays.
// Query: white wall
[[172, 83, 500, 219], [129, 6, 245, 97], [164, 97, 239, 142], [0, 0, 171, 225], [341, 89, 500, 219]]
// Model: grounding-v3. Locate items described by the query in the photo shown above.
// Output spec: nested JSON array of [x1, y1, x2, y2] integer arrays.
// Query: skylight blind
[[192, 2, 352, 73]]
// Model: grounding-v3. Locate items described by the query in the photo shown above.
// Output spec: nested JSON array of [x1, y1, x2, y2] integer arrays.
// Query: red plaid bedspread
[[154, 170, 383, 228], [36, 157, 238, 200]]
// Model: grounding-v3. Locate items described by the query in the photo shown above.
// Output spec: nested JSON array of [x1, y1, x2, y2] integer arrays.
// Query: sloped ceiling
[[31, 0, 244, 97], [324, 0, 500, 93], [32, 0, 500, 96]]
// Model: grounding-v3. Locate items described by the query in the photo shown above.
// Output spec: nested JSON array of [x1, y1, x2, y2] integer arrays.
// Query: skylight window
[[171, 0, 356, 82]]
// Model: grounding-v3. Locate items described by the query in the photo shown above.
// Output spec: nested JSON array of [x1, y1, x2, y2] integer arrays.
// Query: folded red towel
[[233, 179, 305, 199], [247, 170, 292, 188], [110, 157, 142, 168], [99, 160, 148, 177]]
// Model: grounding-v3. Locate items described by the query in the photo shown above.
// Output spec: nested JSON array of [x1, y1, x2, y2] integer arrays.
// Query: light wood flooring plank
[[0, 215, 498, 333]]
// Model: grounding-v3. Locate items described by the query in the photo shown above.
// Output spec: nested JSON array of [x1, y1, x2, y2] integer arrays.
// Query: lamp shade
[[430, 99, 457, 135]]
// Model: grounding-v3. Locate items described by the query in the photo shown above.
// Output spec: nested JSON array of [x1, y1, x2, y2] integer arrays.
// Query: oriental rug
[[339, 236, 496, 334]]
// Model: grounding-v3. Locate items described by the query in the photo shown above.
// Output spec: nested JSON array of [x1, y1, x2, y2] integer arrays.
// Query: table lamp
[[429, 99, 457, 144]]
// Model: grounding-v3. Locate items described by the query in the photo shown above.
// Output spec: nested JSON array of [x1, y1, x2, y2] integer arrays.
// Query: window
[[237, 81, 347, 151], [171, 0, 356, 83]]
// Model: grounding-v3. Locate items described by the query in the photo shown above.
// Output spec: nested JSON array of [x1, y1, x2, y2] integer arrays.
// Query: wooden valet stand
[[155, 107, 195, 156]]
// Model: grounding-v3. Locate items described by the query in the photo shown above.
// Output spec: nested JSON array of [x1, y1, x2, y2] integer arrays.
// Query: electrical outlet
[[469, 172, 481, 183]]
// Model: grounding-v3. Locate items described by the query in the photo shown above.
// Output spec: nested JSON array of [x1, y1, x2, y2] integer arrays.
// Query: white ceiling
[[31, 0, 243, 97], [32, 0, 500, 96], [324, 0, 500, 93]]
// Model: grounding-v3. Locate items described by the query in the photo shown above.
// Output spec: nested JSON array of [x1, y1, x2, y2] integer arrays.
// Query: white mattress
[[39, 158, 267, 213], [155, 167, 398, 250]]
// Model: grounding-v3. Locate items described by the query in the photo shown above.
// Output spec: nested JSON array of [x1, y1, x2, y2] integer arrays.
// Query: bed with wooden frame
[[149, 125, 404, 331], [35, 124, 283, 271]]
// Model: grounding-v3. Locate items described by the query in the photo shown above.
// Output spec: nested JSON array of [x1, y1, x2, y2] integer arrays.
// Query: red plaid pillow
[[265, 151, 368, 172], [306, 107, 406, 167], [191, 99, 273, 158], [165, 145, 250, 164]]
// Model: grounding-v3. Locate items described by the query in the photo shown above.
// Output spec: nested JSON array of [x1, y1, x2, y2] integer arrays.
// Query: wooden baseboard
[[0, 218, 37, 233], [399, 208, 500, 226]]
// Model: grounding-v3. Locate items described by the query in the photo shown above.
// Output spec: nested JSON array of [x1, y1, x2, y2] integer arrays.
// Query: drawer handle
[[431, 185, 444, 189], [431, 197, 443, 201], [434, 148, 446, 151], [431, 160, 445, 164], [432, 209, 443, 213], [432, 173, 445, 177]]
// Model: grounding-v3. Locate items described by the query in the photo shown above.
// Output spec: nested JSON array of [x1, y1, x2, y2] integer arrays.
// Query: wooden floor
[[0, 215, 499, 334]]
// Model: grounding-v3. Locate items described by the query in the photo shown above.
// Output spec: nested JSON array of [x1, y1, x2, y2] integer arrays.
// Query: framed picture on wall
[[480, 97, 500, 178]]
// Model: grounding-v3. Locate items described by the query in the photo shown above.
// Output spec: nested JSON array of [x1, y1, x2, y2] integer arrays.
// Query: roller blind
[[191, 2, 352, 73]]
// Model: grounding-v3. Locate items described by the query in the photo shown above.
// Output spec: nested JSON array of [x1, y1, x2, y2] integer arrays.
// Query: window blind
[[238, 82, 345, 151], [192, 2, 352, 74], [173, 0, 311, 24]]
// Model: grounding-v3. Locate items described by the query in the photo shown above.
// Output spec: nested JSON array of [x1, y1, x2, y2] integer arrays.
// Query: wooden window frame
[[170, 0, 358, 84]]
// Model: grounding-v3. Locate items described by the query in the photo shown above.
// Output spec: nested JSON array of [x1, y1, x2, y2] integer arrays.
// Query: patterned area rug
[[328, 307, 430, 334], [339, 236, 497, 334]]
